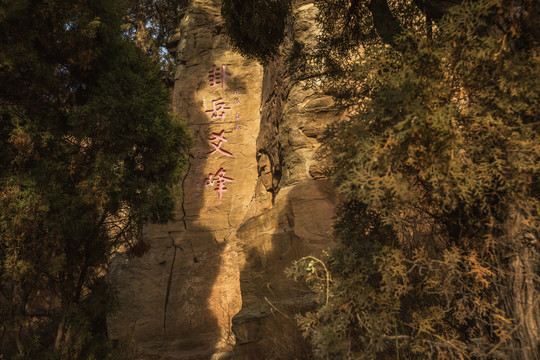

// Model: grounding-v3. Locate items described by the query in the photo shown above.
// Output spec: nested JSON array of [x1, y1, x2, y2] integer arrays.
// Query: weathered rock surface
[[107, 1, 338, 359]]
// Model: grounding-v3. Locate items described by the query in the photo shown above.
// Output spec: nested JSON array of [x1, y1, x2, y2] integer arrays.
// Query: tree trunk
[[54, 314, 66, 350], [509, 246, 540, 360], [15, 323, 24, 356], [505, 211, 540, 360], [367, 0, 405, 47]]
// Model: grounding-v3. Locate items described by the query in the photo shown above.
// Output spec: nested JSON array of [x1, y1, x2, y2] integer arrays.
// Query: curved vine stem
[[298, 256, 331, 305]]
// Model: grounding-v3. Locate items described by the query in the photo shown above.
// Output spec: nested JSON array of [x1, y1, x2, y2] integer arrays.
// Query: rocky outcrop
[[106, 1, 338, 359]]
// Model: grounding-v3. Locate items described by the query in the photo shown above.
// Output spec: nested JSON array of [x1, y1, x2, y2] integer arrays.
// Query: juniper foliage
[[222, 0, 539, 358], [289, 0, 540, 358]]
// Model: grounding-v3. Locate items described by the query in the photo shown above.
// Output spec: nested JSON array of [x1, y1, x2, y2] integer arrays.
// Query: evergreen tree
[[123, 0, 189, 83], [0, 0, 190, 358], [224, 0, 539, 358]]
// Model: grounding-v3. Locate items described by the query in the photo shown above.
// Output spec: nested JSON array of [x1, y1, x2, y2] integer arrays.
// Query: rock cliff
[[106, 1, 338, 358]]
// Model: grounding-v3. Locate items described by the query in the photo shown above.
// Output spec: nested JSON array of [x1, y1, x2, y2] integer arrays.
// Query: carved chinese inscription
[[204, 168, 234, 200], [205, 98, 231, 121], [200, 67, 244, 200], [208, 64, 231, 89], [208, 130, 233, 157]]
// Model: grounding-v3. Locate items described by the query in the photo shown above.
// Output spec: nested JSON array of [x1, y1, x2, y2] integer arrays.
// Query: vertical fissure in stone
[[180, 154, 195, 231], [163, 232, 182, 335]]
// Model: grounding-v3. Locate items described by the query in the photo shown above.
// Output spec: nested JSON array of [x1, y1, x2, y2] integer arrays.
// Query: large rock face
[[107, 1, 338, 358]]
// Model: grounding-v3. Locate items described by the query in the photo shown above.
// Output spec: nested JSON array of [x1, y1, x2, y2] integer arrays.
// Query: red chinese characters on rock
[[204, 168, 234, 200], [208, 130, 233, 157], [205, 98, 231, 120], [201, 67, 240, 200], [208, 64, 231, 89]]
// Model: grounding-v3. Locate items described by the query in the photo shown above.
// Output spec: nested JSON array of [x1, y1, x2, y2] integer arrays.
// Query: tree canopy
[[221, 0, 291, 63], [123, 0, 189, 83], [0, 0, 190, 358], [224, 0, 539, 359]]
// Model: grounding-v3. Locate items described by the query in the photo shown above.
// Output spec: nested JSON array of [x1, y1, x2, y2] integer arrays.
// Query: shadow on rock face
[[231, 179, 338, 360], [107, 0, 252, 358]]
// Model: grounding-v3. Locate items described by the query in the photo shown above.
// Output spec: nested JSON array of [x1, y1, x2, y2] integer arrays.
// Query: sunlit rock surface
[[107, 1, 338, 358]]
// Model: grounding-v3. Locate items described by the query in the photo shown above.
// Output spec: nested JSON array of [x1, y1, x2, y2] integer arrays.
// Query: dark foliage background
[[221, 0, 292, 64]]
